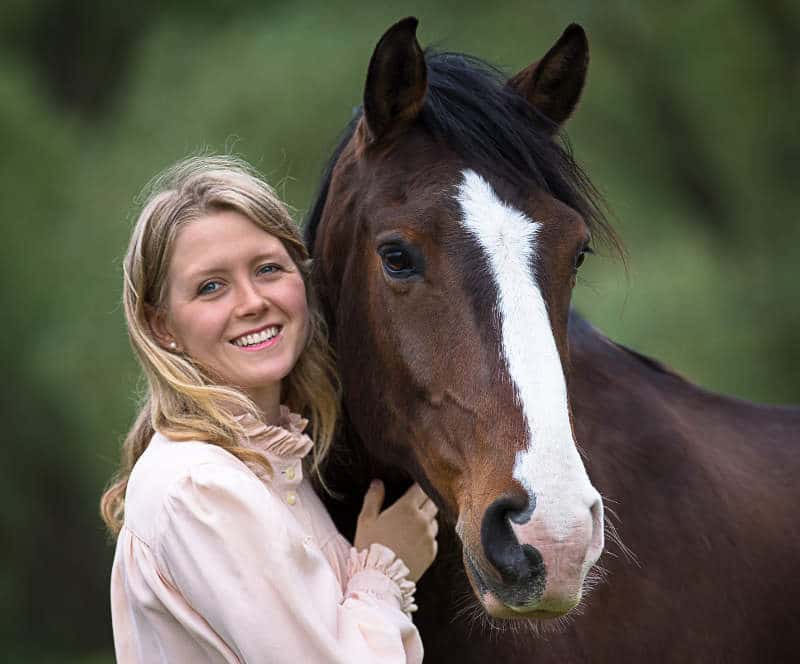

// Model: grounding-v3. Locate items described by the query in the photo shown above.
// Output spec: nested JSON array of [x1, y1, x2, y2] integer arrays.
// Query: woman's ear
[[145, 303, 179, 351]]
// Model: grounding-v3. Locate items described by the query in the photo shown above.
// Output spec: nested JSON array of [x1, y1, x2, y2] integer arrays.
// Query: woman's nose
[[235, 281, 269, 316]]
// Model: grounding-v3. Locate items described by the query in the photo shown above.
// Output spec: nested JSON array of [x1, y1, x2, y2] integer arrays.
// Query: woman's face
[[155, 209, 309, 403]]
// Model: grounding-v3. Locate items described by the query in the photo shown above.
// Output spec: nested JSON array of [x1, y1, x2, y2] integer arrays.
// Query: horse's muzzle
[[468, 492, 604, 618]]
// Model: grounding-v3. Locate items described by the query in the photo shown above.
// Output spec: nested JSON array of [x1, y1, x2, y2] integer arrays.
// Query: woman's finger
[[400, 482, 428, 508], [420, 499, 438, 519]]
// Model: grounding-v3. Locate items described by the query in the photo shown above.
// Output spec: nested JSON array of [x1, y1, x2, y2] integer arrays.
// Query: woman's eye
[[198, 281, 222, 295], [257, 264, 280, 276]]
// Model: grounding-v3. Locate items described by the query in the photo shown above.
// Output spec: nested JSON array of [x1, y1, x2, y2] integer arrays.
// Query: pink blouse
[[110, 407, 423, 663]]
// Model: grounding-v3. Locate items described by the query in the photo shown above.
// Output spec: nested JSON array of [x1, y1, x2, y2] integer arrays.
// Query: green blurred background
[[2, 1, 798, 660]]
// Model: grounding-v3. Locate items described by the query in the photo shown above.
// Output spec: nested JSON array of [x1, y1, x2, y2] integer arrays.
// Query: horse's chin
[[464, 551, 581, 620], [481, 591, 578, 620]]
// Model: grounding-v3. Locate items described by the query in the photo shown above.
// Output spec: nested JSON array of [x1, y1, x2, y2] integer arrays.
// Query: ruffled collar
[[236, 405, 313, 460]]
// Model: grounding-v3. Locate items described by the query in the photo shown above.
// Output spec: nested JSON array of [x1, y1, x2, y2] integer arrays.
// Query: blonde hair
[[101, 155, 340, 535]]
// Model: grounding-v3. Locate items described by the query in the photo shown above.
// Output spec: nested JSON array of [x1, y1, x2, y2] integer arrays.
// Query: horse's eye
[[379, 245, 417, 278], [575, 246, 593, 271], [384, 250, 411, 271]]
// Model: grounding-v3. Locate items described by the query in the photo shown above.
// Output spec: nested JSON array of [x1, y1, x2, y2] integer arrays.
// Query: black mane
[[305, 50, 618, 254]]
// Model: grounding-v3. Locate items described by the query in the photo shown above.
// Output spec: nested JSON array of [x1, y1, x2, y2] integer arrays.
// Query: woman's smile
[[230, 325, 284, 351]]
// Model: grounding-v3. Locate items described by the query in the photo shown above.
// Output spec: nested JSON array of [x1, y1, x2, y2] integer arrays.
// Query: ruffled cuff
[[346, 543, 418, 617]]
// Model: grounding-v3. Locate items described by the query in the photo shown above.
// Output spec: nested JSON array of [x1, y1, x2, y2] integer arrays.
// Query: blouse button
[[285, 466, 296, 481], [285, 492, 297, 506]]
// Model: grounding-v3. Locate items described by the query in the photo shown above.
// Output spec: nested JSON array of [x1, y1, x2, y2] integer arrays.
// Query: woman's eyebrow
[[182, 265, 231, 282], [183, 252, 285, 282], [250, 251, 284, 263]]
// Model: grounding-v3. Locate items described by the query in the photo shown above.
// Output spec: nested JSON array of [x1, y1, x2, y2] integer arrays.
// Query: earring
[[169, 341, 177, 350]]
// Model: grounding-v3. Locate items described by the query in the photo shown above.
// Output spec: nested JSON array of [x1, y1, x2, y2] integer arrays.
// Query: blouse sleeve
[[155, 463, 423, 664]]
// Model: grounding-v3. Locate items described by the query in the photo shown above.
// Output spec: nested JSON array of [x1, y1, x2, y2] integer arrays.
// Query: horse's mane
[[305, 50, 620, 255]]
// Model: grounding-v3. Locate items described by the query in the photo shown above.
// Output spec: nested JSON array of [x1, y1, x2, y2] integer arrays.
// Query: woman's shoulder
[[123, 432, 263, 545], [130, 431, 245, 483]]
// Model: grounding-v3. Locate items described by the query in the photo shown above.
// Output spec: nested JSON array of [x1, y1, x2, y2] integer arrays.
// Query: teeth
[[232, 326, 280, 347]]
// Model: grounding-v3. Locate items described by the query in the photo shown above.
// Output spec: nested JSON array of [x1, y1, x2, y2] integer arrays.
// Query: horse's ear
[[363, 16, 427, 142], [506, 24, 588, 133]]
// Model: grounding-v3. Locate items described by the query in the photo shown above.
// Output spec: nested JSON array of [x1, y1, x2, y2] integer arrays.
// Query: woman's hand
[[354, 480, 439, 582]]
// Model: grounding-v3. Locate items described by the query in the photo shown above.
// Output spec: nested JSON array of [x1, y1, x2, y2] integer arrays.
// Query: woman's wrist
[[347, 543, 418, 616]]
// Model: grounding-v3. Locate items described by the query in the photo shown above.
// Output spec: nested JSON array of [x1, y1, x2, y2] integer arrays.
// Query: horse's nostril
[[481, 495, 544, 585], [509, 493, 536, 525]]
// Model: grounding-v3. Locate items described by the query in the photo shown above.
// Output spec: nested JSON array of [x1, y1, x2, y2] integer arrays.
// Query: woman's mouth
[[230, 325, 282, 352]]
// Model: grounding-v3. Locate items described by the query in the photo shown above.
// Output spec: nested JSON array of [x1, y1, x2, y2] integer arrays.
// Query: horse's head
[[309, 18, 614, 619]]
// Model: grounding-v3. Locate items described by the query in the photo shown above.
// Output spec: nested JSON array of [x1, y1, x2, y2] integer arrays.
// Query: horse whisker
[[603, 505, 639, 568]]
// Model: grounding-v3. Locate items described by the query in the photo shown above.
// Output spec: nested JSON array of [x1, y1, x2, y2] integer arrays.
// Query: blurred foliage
[[1, 1, 797, 660]]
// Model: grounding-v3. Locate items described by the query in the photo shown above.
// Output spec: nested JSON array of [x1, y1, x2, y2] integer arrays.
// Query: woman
[[101, 155, 438, 663]]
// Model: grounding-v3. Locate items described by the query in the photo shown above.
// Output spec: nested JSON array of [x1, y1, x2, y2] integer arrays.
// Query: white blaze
[[456, 170, 596, 538]]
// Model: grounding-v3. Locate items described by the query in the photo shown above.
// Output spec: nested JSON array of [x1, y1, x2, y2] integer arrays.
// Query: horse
[[305, 18, 800, 662]]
